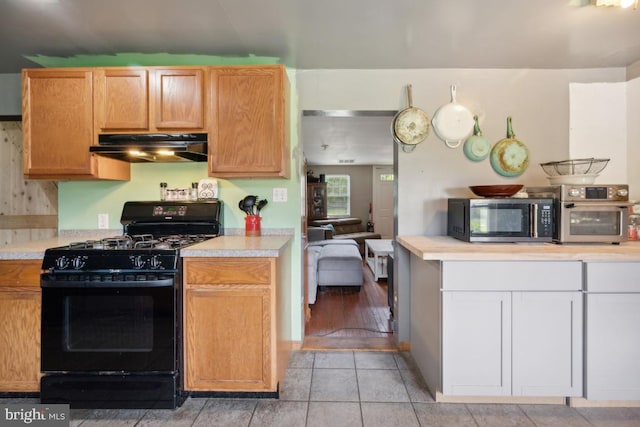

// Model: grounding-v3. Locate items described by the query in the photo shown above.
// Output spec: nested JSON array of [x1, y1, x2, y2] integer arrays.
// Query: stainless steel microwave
[[447, 198, 555, 243]]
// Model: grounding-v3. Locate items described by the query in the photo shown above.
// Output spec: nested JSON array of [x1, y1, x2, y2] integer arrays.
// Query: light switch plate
[[273, 188, 287, 202], [98, 213, 109, 229]]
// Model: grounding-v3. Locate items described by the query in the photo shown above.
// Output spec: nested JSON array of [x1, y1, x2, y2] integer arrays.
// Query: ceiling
[[2, 0, 640, 164]]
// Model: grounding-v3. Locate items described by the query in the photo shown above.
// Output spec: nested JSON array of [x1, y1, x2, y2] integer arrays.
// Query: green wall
[[58, 162, 300, 232]]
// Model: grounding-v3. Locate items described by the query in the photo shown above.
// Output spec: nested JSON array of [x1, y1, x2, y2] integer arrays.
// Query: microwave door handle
[[531, 203, 538, 238], [619, 205, 629, 237]]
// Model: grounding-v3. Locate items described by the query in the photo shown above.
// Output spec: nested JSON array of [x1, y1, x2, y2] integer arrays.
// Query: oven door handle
[[40, 276, 175, 288], [564, 202, 631, 209]]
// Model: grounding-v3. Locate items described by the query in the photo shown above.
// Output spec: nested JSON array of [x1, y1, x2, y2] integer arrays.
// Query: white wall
[[569, 82, 627, 184], [297, 68, 626, 236], [628, 77, 640, 201]]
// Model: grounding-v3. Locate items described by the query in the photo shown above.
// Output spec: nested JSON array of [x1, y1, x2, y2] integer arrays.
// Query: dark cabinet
[[307, 183, 327, 220]]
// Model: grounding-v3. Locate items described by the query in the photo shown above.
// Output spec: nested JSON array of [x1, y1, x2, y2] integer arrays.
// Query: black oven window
[[471, 206, 525, 234], [64, 295, 154, 352]]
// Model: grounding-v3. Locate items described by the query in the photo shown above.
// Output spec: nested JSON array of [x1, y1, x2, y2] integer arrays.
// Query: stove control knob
[[71, 256, 88, 270], [130, 255, 147, 269], [55, 256, 70, 270], [149, 255, 164, 270]]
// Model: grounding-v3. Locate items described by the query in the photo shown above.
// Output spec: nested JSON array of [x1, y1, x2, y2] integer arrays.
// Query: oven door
[[41, 276, 176, 373], [559, 202, 629, 243]]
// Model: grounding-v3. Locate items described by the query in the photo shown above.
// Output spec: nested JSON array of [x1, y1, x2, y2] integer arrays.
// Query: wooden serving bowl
[[469, 184, 524, 198]]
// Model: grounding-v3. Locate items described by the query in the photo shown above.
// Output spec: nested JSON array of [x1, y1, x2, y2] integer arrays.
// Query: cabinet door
[[442, 291, 511, 396], [512, 292, 582, 396], [153, 68, 205, 130], [184, 286, 271, 391], [95, 68, 149, 131], [209, 65, 289, 178], [0, 260, 42, 392], [22, 69, 94, 177], [22, 69, 130, 180], [183, 258, 275, 392], [96, 67, 205, 132], [586, 293, 640, 400]]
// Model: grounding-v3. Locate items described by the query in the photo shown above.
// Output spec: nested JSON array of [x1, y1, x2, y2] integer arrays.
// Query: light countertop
[[396, 235, 640, 261], [0, 236, 92, 260], [0, 235, 292, 260], [181, 235, 291, 258]]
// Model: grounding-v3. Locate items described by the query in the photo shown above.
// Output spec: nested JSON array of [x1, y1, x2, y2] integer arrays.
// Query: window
[[325, 174, 350, 217]]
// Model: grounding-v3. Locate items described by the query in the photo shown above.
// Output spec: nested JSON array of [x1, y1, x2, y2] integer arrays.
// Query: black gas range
[[39, 200, 222, 409]]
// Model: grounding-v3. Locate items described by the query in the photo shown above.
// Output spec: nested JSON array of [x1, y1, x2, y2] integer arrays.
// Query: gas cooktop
[[63, 233, 215, 251]]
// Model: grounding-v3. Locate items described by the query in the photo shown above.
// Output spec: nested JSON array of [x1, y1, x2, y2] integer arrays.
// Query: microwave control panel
[[537, 203, 554, 237]]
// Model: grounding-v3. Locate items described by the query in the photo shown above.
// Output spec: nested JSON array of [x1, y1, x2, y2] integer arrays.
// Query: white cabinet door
[[512, 292, 583, 396], [442, 291, 511, 396], [586, 293, 640, 400]]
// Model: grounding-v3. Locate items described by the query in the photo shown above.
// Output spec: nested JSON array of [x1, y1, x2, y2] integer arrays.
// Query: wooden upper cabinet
[[154, 68, 205, 130], [95, 68, 149, 130], [22, 68, 130, 180], [94, 67, 206, 133], [208, 65, 290, 178]]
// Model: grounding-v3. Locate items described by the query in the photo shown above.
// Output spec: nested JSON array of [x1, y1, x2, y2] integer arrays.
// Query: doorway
[[301, 110, 397, 351]]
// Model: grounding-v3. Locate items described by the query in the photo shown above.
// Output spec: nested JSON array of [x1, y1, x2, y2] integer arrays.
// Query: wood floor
[[303, 259, 396, 351]]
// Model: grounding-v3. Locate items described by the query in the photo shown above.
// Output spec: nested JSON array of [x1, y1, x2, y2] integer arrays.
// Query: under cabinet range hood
[[90, 133, 208, 162]]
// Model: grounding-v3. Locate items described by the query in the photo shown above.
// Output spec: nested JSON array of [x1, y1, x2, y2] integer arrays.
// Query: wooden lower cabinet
[[183, 257, 278, 392], [0, 260, 41, 392]]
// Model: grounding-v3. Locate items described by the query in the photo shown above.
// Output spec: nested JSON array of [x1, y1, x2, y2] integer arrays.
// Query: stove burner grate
[[66, 233, 214, 250]]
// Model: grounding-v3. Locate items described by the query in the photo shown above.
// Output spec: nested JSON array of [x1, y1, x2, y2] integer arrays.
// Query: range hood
[[91, 133, 208, 162]]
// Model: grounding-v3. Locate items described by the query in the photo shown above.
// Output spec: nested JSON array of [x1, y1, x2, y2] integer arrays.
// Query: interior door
[[372, 166, 394, 239]]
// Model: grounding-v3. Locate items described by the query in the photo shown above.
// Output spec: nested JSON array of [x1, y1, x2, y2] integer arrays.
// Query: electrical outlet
[[98, 213, 109, 229], [273, 187, 288, 202]]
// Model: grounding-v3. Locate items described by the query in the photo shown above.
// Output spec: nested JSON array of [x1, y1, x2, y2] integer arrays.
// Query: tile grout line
[[303, 351, 316, 427], [354, 351, 366, 426], [188, 397, 210, 427]]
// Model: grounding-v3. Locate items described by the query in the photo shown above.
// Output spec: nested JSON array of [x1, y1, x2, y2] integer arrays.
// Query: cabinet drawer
[[0, 261, 41, 288], [585, 261, 640, 292], [184, 258, 273, 285], [442, 261, 582, 291]]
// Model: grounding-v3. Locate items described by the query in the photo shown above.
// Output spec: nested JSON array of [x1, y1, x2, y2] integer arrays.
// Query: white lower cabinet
[[585, 261, 640, 400], [512, 292, 582, 396], [586, 293, 640, 400], [441, 261, 583, 397], [442, 291, 511, 396]]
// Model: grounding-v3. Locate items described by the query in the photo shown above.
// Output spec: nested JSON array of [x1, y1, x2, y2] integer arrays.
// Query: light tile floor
[[2, 351, 640, 426]]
